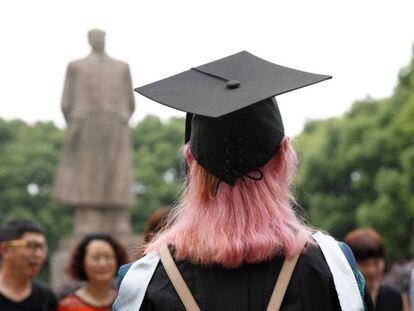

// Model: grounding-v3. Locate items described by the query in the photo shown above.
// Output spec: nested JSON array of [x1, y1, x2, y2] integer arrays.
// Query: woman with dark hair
[[344, 228, 409, 311], [115, 52, 374, 310], [58, 233, 127, 311]]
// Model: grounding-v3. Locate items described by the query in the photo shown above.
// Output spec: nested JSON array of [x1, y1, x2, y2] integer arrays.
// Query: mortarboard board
[[135, 51, 331, 186]]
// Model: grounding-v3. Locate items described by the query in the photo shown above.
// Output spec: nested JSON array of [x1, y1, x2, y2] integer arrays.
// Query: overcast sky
[[0, 0, 413, 136]]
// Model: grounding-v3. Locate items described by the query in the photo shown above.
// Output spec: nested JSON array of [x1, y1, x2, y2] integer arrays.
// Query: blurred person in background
[[0, 219, 57, 311], [58, 233, 127, 311], [345, 228, 409, 311], [143, 208, 168, 244], [133, 208, 169, 259]]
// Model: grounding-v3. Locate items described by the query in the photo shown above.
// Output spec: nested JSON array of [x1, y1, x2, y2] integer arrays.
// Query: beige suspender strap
[[159, 244, 201, 311], [266, 233, 309, 311]]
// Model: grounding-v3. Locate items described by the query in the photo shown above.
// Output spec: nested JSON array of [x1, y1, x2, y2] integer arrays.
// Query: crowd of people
[[1, 217, 411, 310], [0, 209, 168, 311]]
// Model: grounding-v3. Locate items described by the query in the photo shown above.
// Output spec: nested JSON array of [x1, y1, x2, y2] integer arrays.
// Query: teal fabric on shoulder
[[113, 298, 118, 311], [117, 263, 133, 290], [113, 263, 133, 310], [338, 242, 365, 300]]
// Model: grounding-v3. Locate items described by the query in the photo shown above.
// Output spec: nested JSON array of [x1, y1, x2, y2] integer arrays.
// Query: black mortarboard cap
[[135, 51, 331, 186]]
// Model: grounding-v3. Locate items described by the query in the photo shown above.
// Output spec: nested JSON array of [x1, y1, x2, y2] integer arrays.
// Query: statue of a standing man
[[54, 29, 135, 235]]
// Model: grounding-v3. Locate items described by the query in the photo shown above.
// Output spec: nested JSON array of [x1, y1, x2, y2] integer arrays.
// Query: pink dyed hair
[[145, 137, 312, 268]]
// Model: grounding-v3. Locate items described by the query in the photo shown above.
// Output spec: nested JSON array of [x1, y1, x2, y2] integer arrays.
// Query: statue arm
[[125, 64, 135, 117], [61, 63, 75, 123]]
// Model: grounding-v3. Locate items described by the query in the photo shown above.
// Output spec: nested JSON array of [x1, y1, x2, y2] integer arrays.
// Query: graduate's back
[[115, 140, 373, 311], [140, 243, 341, 311], [115, 52, 373, 311]]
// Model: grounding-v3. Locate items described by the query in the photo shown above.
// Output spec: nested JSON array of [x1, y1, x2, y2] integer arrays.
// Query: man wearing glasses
[[0, 219, 57, 310]]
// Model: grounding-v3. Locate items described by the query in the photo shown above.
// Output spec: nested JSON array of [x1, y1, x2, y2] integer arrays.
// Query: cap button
[[226, 80, 241, 89]]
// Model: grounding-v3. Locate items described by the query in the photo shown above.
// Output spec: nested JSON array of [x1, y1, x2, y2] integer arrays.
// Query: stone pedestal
[[74, 206, 133, 236], [50, 206, 142, 292]]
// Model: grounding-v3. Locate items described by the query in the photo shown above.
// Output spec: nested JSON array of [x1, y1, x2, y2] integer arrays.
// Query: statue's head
[[88, 29, 106, 53]]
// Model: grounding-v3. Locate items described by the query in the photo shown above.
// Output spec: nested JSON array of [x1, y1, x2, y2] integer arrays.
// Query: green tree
[[295, 47, 414, 260], [130, 115, 185, 231], [0, 120, 72, 280]]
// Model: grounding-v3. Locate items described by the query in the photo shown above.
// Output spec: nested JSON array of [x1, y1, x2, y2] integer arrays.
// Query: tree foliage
[[0, 120, 71, 253], [130, 116, 184, 231], [295, 47, 414, 260]]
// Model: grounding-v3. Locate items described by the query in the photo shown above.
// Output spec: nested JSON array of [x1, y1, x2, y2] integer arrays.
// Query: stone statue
[[53, 29, 135, 235]]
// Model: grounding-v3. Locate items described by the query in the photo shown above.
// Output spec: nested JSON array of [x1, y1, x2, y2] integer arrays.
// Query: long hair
[[146, 137, 312, 268]]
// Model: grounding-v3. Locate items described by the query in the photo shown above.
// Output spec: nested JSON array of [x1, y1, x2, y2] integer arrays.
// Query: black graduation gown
[[139, 244, 374, 311]]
